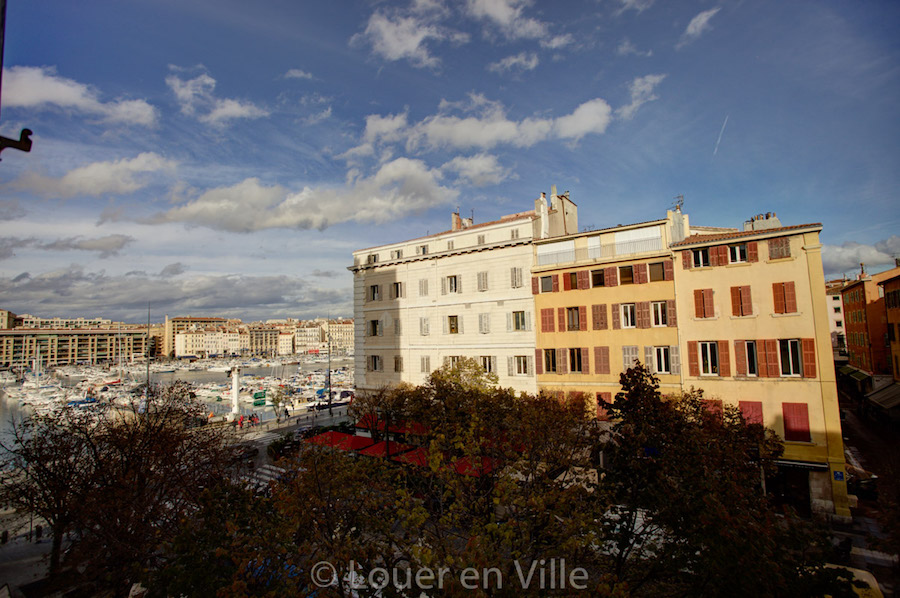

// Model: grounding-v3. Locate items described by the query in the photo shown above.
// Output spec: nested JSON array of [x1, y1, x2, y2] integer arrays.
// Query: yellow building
[[672, 215, 849, 518]]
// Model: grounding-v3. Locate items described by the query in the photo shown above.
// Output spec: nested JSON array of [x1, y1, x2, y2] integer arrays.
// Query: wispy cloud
[[615, 74, 666, 120], [487, 52, 539, 74], [166, 68, 269, 126], [0, 234, 134, 260], [5, 152, 176, 199], [615, 0, 654, 14], [677, 7, 721, 49], [616, 38, 652, 57], [2, 66, 157, 126], [713, 115, 729, 155], [285, 69, 314, 80], [466, 0, 571, 48]]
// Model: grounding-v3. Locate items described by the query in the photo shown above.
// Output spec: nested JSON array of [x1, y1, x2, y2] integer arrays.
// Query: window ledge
[[730, 314, 758, 320], [725, 262, 751, 268], [692, 316, 719, 321], [766, 257, 794, 263], [771, 312, 801, 318], [783, 440, 816, 446]]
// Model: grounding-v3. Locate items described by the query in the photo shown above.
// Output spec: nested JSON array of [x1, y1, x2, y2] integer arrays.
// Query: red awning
[[452, 456, 500, 477], [358, 441, 415, 459], [304, 430, 346, 447], [392, 446, 430, 467], [335, 435, 377, 451]]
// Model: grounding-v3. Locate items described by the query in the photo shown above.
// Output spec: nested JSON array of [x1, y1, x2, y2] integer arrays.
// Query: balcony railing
[[537, 237, 663, 266]]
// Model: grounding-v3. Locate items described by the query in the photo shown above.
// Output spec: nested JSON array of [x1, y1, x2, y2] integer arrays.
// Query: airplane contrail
[[713, 115, 729, 155]]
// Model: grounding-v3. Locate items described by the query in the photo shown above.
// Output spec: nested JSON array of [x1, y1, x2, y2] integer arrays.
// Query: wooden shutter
[[734, 340, 747, 376], [765, 339, 779, 377], [703, 289, 714, 318], [731, 287, 742, 316], [694, 289, 705, 318], [718, 341, 730, 377], [747, 242, 758, 263], [739, 401, 763, 425], [740, 285, 752, 316], [688, 341, 699, 376], [557, 348, 568, 374], [670, 346, 681, 375], [534, 349, 543, 375], [783, 403, 810, 441], [645, 346, 655, 373], [577, 270, 590, 290], [710, 246, 720, 267], [718, 245, 729, 266], [664, 260, 674, 281], [595, 346, 610, 375], [802, 338, 816, 378], [532, 277, 539, 295], [634, 263, 648, 284], [612, 304, 621, 329], [773, 283, 785, 314], [541, 308, 555, 333], [597, 392, 611, 420], [638, 301, 651, 329], [563, 273, 572, 291], [682, 250, 692, 269], [592, 304, 603, 330], [558, 308, 566, 332], [579, 307, 587, 332], [703, 399, 724, 417], [552, 275, 559, 292], [581, 348, 590, 375], [667, 300, 677, 327], [605, 267, 618, 287], [784, 281, 797, 313]]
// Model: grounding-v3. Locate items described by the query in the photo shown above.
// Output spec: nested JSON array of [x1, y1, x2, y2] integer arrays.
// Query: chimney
[[451, 211, 462, 231]]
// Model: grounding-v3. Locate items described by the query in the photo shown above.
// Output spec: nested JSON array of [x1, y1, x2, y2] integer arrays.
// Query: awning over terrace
[[304, 431, 376, 451], [867, 383, 900, 411], [358, 441, 416, 458]]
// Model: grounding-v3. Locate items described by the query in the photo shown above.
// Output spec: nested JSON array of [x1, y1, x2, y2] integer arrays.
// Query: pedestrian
[[284, 407, 290, 420]]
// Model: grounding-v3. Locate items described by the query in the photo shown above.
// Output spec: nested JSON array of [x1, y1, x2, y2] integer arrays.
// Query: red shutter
[[710, 246, 719, 267], [694, 289, 705, 319], [688, 341, 699, 377], [638, 301, 651, 329], [599, 304, 608, 330], [773, 283, 785, 314], [552, 275, 559, 292], [541, 308, 554, 333], [605, 267, 618, 287], [531, 277, 539, 295], [664, 260, 674, 281], [563, 273, 572, 291], [597, 392, 611, 420], [634, 263, 648, 284], [592, 304, 602, 330], [612, 304, 621, 329], [784, 281, 797, 313], [734, 340, 747, 376], [579, 306, 587, 332], [739, 401, 763, 425], [577, 270, 590, 290], [582, 348, 590, 375], [535, 349, 543, 375], [747, 242, 758, 262], [704, 289, 714, 318], [667, 300, 677, 326], [682, 250, 692, 269], [557, 349, 568, 374], [757, 339, 768, 378], [703, 399, 724, 417], [595, 346, 610, 375], [802, 338, 816, 378], [740, 285, 752, 316], [719, 245, 729, 265], [783, 403, 810, 442], [558, 308, 566, 332], [765, 339, 780, 377], [718, 340, 730, 377], [731, 287, 741, 316]]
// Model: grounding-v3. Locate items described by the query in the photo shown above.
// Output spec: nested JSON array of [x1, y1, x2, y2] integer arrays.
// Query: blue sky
[[0, 0, 898, 322]]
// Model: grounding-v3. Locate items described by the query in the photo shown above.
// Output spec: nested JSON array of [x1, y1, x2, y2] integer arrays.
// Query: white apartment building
[[174, 330, 207, 358], [295, 325, 324, 353], [350, 194, 577, 395], [278, 332, 295, 356], [323, 319, 354, 354]]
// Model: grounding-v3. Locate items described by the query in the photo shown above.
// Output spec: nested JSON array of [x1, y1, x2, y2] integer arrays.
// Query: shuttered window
[[594, 346, 610, 375], [739, 401, 763, 425], [768, 237, 791, 259], [694, 289, 715, 318], [731, 285, 752, 316], [540, 308, 555, 333], [592, 304, 607, 330], [783, 402, 810, 441], [773, 282, 797, 314]]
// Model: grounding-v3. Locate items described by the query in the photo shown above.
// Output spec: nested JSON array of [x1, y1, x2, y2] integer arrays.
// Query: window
[[367, 254, 379, 264], [729, 244, 747, 263], [768, 237, 791, 260], [447, 241, 454, 250], [783, 403, 810, 442], [833, 306, 841, 313], [514, 355, 529, 375], [393, 319, 401, 335], [649, 262, 665, 282], [394, 356, 403, 372], [421, 355, 431, 373], [654, 346, 671, 374], [746, 340, 758, 376], [478, 313, 491, 334], [700, 341, 719, 375], [511, 229, 520, 240], [368, 285, 381, 301], [448, 315, 459, 334], [477, 271, 489, 291], [368, 320, 382, 337], [566, 307, 581, 331], [480, 356, 495, 373], [391, 282, 403, 299], [622, 304, 636, 328], [779, 339, 801, 376], [694, 289, 715, 318], [444, 275, 460, 294], [569, 348, 583, 373], [419, 317, 430, 336], [477, 234, 486, 245], [622, 345, 639, 370], [739, 401, 763, 425], [591, 269, 605, 287], [510, 267, 523, 288], [419, 279, 429, 296], [619, 265, 634, 285], [773, 282, 797, 314], [651, 301, 668, 327], [368, 355, 382, 371], [540, 276, 554, 293], [447, 356, 463, 367], [390, 249, 403, 260], [567, 272, 578, 290], [513, 311, 527, 331], [693, 248, 710, 267], [731, 285, 752, 316], [836, 320, 843, 328], [416, 244, 429, 255], [544, 349, 557, 373]]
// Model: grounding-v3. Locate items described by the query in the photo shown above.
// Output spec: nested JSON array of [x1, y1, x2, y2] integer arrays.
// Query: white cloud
[[303, 107, 333, 125], [352, 11, 458, 69], [166, 69, 269, 126], [617, 38, 652, 57], [677, 7, 721, 48], [2, 66, 157, 126], [148, 157, 458, 232], [442, 153, 509, 186], [465, 0, 570, 48], [616, 0, 654, 14], [6, 152, 177, 198], [0, 234, 134, 260], [823, 236, 900, 276], [615, 74, 666, 120], [285, 69, 314, 79], [487, 52, 539, 74]]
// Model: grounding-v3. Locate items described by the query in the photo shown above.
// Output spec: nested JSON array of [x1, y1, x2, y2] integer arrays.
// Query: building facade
[[880, 274, 900, 382], [840, 266, 899, 376], [0, 329, 149, 368], [163, 316, 227, 358]]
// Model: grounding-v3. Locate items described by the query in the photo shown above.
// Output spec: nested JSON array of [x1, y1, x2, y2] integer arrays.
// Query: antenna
[[470, 208, 474, 223], [673, 194, 684, 212]]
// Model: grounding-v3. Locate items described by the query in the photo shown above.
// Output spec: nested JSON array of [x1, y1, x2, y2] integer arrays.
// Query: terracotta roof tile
[[670, 223, 822, 248]]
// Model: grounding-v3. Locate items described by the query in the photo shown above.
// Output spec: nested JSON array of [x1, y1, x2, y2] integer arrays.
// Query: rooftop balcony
[[536, 237, 664, 267]]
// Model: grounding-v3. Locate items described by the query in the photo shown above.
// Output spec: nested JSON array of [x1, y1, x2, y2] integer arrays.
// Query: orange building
[[840, 267, 899, 378]]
